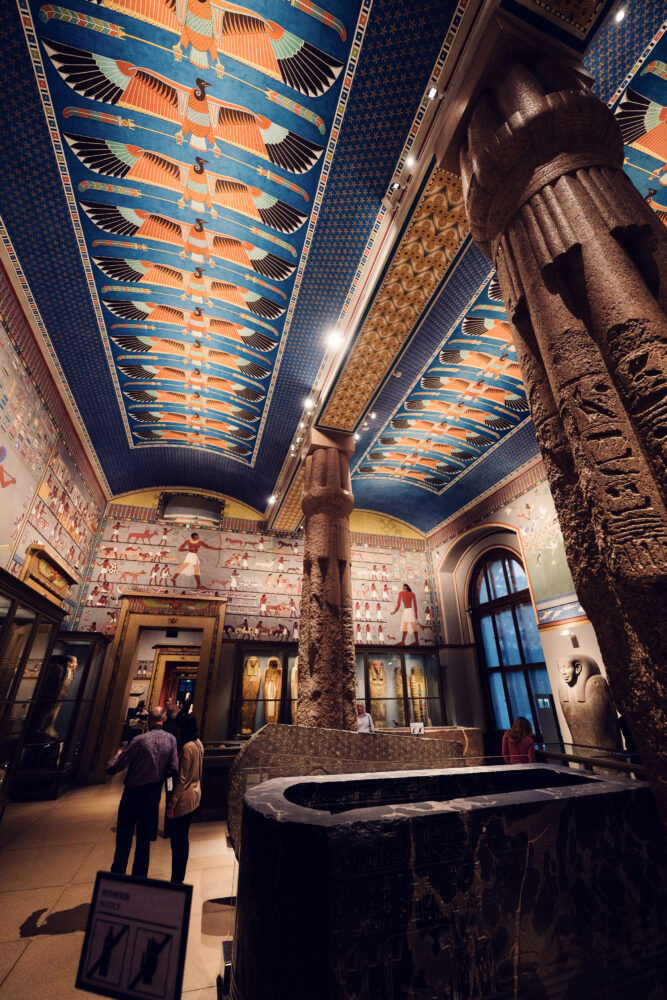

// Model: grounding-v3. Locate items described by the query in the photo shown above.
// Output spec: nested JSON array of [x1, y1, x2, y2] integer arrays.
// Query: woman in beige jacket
[[167, 713, 204, 883]]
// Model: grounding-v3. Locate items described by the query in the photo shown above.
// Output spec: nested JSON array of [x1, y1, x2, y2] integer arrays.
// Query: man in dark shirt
[[107, 706, 179, 877]]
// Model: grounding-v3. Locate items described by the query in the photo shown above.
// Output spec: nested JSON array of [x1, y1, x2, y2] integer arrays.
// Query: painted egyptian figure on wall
[[557, 656, 620, 751], [392, 584, 419, 646]]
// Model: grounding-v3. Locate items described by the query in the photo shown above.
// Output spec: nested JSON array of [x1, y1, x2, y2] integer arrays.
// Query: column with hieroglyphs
[[460, 57, 667, 816], [296, 429, 357, 731]]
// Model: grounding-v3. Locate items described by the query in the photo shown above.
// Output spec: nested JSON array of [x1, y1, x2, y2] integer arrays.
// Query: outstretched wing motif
[[80, 200, 294, 278], [92, 256, 286, 317], [64, 133, 307, 232], [45, 40, 323, 173], [120, 367, 264, 401], [616, 88, 667, 152], [89, 0, 343, 97], [103, 299, 276, 351]]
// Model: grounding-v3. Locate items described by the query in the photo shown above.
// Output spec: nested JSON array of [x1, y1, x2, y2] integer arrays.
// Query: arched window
[[470, 548, 556, 741]]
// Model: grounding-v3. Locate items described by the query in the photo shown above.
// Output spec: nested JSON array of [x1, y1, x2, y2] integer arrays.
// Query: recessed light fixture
[[268, 495, 277, 504], [370, 411, 377, 419], [427, 86, 438, 100], [354, 433, 360, 441], [303, 398, 315, 411], [326, 328, 344, 349], [390, 181, 401, 192], [406, 156, 415, 168], [299, 421, 305, 429], [614, 6, 626, 21]]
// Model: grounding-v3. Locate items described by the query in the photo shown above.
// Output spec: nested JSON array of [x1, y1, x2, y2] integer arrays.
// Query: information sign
[[410, 722, 425, 735], [76, 872, 192, 1000]]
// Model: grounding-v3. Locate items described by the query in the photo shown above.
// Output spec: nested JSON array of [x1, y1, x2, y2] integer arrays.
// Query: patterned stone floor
[[0, 775, 236, 999]]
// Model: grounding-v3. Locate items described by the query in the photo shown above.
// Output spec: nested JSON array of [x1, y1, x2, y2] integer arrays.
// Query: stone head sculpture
[[558, 655, 600, 702], [557, 654, 619, 750]]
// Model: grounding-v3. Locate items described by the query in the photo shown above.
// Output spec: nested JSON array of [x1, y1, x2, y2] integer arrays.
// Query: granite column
[[296, 430, 357, 731], [460, 59, 667, 817]]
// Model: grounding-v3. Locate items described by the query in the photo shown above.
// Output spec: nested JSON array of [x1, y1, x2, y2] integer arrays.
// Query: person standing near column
[[167, 714, 204, 884], [356, 702, 375, 733], [107, 707, 178, 878]]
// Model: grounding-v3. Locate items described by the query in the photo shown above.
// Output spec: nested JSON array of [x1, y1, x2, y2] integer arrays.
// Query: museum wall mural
[[429, 465, 584, 631], [0, 292, 105, 618], [74, 508, 438, 645], [0, 316, 58, 568]]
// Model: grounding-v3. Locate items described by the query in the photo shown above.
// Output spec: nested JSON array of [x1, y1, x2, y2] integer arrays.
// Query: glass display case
[[14, 631, 110, 800], [235, 645, 296, 736], [0, 568, 67, 820], [355, 648, 445, 729]]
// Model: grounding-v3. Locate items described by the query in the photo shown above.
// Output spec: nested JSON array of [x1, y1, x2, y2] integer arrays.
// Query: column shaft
[[461, 58, 667, 818], [296, 441, 357, 731]]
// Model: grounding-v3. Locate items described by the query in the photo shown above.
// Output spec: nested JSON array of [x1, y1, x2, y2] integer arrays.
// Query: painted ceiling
[[2, 0, 666, 533]]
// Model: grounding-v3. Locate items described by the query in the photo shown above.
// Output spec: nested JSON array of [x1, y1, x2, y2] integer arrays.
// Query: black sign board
[[76, 872, 192, 1000]]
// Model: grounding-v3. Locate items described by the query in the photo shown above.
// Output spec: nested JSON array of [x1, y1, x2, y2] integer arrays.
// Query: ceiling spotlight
[[370, 411, 377, 419], [406, 156, 415, 168], [326, 329, 344, 349], [303, 398, 315, 411], [299, 421, 305, 429], [427, 86, 438, 100], [390, 181, 401, 192], [354, 433, 360, 441], [268, 495, 277, 504], [614, 6, 626, 21]]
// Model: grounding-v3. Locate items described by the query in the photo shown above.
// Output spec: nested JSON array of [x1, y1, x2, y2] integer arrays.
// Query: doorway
[[160, 659, 199, 711], [87, 592, 226, 782]]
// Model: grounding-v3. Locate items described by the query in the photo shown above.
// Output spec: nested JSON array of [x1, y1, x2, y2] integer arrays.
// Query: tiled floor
[[0, 775, 236, 999]]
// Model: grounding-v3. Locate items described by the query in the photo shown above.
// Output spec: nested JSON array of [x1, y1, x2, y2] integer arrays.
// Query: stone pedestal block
[[460, 58, 667, 818], [226, 723, 482, 857], [231, 765, 667, 1000]]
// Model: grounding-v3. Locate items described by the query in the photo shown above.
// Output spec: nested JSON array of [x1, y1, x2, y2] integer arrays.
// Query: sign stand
[[76, 872, 192, 1000]]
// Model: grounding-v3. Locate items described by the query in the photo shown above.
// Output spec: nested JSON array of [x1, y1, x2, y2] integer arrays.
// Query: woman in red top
[[502, 716, 536, 764]]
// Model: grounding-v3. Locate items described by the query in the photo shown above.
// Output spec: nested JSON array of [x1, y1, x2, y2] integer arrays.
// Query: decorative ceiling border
[[0, 219, 111, 497], [608, 17, 667, 106], [271, 463, 305, 533], [351, 266, 511, 492], [16, 0, 372, 469], [269, 0, 473, 496], [501, 0, 613, 48], [319, 167, 469, 431], [245, 0, 373, 465]]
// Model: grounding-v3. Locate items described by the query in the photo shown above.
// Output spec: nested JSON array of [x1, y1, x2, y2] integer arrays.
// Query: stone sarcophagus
[[231, 766, 667, 1000]]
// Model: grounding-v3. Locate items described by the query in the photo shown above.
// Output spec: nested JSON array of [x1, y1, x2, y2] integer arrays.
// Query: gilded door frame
[[88, 592, 226, 783]]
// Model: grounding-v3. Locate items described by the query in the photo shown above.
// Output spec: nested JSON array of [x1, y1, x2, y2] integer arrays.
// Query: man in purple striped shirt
[[107, 706, 179, 878]]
